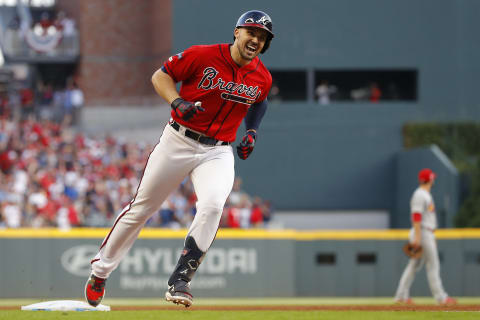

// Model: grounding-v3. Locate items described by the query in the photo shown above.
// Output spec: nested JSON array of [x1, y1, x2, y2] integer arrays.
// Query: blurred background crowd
[[1, 78, 84, 126], [0, 116, 273, 230]]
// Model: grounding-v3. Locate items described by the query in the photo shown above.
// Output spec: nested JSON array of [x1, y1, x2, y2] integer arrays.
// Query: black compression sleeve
[[244, 99, 267, 131]]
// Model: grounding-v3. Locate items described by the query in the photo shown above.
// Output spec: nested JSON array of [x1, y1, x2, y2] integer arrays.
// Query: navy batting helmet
[[234, 10, 274, 53]]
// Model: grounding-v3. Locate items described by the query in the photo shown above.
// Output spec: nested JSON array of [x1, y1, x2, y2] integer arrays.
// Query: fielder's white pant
[[91, 123, 235, 279], [394, 228, 448, 303]]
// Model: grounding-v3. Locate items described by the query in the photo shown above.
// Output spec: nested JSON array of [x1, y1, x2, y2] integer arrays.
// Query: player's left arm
[[236, 99, 268, 160]]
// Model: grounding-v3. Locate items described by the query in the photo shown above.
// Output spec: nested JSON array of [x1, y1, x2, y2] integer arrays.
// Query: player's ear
[[233, 28, 240, 41]]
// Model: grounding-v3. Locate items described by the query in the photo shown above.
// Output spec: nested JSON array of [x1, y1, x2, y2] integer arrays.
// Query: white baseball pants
[[91, 123, 235, 279], [394, 228, 448, 303]]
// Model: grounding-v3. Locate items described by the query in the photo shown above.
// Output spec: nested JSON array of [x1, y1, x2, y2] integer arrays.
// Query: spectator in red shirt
[[0, 92, 10, 119], [20, 87, 35, 120], [369, 82, 382, 103], [39, 12, 53, 30], [227, 207, 241, 228], [250, 196, 265, 227], [0, 148, 16, 174]]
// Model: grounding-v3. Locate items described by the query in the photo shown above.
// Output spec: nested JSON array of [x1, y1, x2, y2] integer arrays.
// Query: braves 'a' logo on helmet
[[243, 16, 270, 26], [256, 16, 270, 26]]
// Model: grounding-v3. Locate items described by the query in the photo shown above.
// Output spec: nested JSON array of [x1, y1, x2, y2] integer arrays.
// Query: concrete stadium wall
[[168, 0, 480, 224], [235, 104, 463, 219], [295, 235, 477, 297], [1, 229, 479, 298], [173, 0, 480, 114], [80, 105, 170, 143]]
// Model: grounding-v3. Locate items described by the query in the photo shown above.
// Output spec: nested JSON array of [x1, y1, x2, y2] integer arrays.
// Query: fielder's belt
[[170, 120, 230, 146]]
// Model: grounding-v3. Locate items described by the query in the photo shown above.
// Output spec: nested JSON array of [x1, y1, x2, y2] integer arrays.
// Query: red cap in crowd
[[418, 168, 436, 183]]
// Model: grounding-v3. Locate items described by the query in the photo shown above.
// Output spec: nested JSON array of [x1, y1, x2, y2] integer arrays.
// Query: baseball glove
[[402, 242, 423, 259]]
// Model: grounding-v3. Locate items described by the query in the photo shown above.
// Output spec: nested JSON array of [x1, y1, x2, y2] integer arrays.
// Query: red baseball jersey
[[162, 43, 272, 142]]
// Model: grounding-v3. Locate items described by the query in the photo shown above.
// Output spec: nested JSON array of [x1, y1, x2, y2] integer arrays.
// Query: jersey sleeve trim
[[162, 63, 178, 83]]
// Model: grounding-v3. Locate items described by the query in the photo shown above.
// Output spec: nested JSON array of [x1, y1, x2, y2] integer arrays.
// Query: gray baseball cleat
[[165, 280, 193, 307]]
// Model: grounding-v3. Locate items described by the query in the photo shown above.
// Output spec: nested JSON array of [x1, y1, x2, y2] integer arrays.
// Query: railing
[[2, 27, 79, 60]]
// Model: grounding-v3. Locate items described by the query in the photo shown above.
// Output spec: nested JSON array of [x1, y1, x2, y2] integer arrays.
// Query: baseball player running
[[85, 10, 274, 308], [394, 168, 457, 305]]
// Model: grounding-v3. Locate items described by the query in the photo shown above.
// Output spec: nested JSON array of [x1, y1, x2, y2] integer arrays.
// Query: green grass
[[1, 310, 480, 320], [101, 296, 480, 305], [1, 297, 479, 320], [2, 296, 479, 307]]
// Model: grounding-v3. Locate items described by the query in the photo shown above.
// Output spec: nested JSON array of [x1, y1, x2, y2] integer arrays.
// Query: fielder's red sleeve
[[411, 212, 422, 222]]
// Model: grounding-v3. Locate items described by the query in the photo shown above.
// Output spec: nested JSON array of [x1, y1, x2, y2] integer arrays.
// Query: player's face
[[234, 27, 268, 61]]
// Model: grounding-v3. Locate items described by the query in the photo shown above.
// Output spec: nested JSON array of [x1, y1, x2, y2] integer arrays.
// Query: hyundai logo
[[61, 245, 98, 277]]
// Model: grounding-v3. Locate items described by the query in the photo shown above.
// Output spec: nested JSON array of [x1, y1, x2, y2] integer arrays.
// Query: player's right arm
[[151, 68, 204, 121], [151, 68, 180, 105]]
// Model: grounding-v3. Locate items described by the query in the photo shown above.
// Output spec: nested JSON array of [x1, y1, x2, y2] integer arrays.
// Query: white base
[[21, 300, 110, 311]]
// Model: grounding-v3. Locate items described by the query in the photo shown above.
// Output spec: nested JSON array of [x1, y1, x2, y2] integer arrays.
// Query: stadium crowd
[[0, 117, 273, 230]]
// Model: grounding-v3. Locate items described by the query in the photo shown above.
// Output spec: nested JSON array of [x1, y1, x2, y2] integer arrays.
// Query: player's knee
[[121, 202, 159, 224], [196, 199, 224, 216]]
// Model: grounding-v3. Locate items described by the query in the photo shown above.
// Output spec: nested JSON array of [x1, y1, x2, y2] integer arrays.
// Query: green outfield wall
[[1, 229, 479, 298]]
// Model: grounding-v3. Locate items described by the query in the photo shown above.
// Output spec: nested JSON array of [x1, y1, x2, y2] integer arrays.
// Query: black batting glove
[[236, 131, 256, 160], [171, 98, 205, 121]]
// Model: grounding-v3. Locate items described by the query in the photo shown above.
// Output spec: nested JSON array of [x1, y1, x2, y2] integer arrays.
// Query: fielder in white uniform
[[394, 168, 456, 305]]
